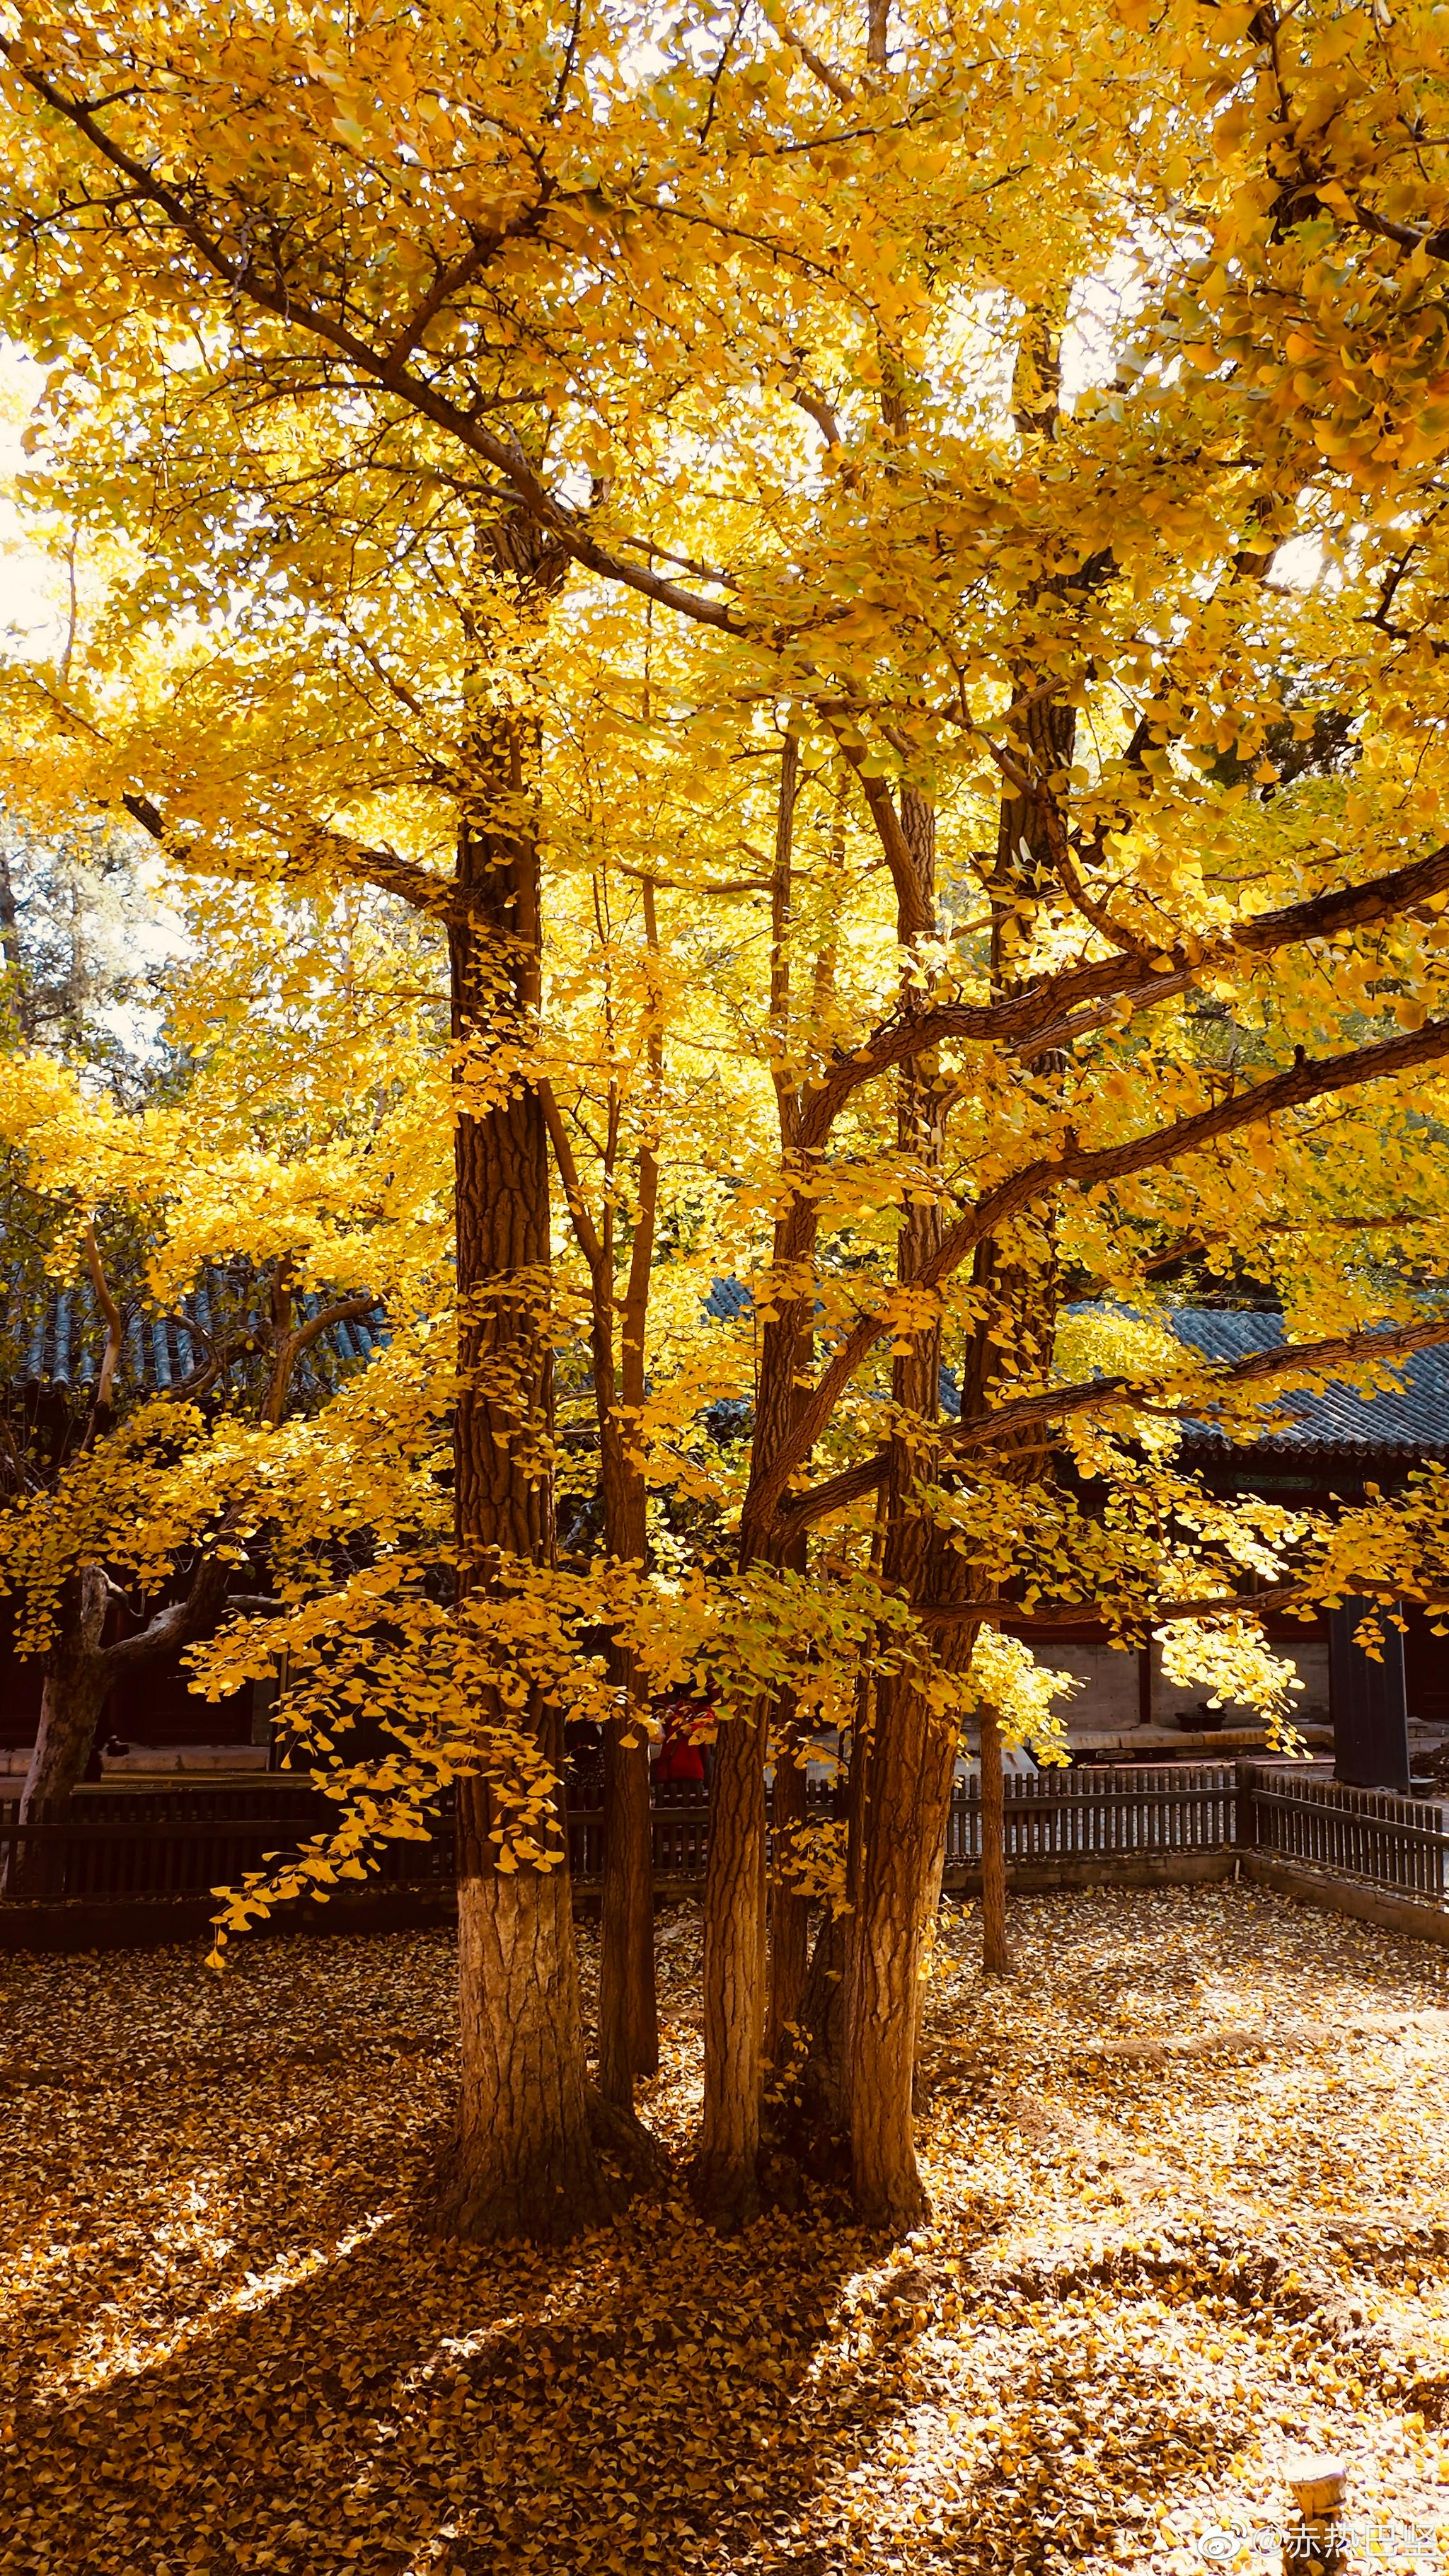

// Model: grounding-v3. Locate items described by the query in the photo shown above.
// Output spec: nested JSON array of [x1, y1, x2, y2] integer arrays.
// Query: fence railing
[[943, 1762, 1238, 1871], [0, 1778, 733, 1903], [3, 1761, 1448, 1917], [1240, 1761, 1449, 1902]]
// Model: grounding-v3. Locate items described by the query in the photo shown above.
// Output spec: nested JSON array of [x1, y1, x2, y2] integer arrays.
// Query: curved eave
[[1178, 1436, 1449, 1466]]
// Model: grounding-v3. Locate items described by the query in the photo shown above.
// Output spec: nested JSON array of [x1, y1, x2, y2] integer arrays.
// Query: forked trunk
[[20, 1564, 110, 1813], [7, 1549, 239, 1895]]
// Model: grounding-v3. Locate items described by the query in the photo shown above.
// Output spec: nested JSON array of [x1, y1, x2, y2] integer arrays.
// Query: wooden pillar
[[980, 1711, 1012, 1979]]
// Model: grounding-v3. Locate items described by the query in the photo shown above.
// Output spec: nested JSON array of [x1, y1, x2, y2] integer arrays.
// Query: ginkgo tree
[[0, 881, 449, 1866], [7, 0, 1449, 2243]]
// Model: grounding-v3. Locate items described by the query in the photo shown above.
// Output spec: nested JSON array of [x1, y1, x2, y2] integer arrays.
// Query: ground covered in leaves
[[5, 1887, 1449, 2575]]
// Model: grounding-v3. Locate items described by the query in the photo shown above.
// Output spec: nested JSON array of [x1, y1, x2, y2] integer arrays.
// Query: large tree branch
[[914, 1584, 1306, 1629], [828, 730, 935, 946], [761, 4, 855, 105], [4, 46, 744, 637], [918, 1581, 1449, 1627], [745, 1012, 1449, 1528], [82, 1220, 125, 1414], [1232, 838, 1449, 954], [122, 790, 459, 922], [263, 1291, 381, 1428], [538, 1079, 606, 1273], [796, 837, 1449, 1150], [942, 1310, 1449, 1452], [775, 1311, 1449, 1535], [1344, 200, 1449, 267], [775, 1452, 887, 1531], [103, 1548, 235, 1675]]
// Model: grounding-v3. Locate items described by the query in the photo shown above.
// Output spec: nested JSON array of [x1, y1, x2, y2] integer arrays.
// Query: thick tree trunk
[[841, 782, 960, 2227], [449, 1788, 617, 2240], [598, 1660, 658, 2103], [547, 877, 663, 2108], [797, 1905, 849, 2145], [19, 1564, 111, 1813], [691, 735, 812, 2222], [765, 1472, 812, 2069], [979, 1709, 1013, 1977], [691, 1709, 768, 2226], [693, 1365, 805, 2220], [783, 1675, 868, 2166], [845, 1676, 959, 2226], [434, 689, 612, 2242], [1, 1566, 111, 1896], [766, 1715, 811, 2065]]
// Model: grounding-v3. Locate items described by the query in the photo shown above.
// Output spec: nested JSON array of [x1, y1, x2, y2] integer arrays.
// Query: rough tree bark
[[762, 749, 814, 2072], [691, 1291, 810, 2223], [777, 1648, 871, 2181], [4, 1550, 234, 1895], [692, 1705, 770, 2224], [978, 1708, 1012, 1977], [596, 1231, 660, 2106], [598, 1652, 657, 2101], [691, 736, 812, 2224], [766, 1705, 811, 2067], [843, 784, 967, 2226], [434, 682, 623, 2242], [544, 874, 664, 2108], [942, 296, 1077, 1983], [13, 1564, 112, 1838], [846, 1656, 963, 2224]]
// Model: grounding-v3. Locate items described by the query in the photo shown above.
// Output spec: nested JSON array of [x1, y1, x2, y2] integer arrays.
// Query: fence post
[[1233, 1758, 1250, 1864]]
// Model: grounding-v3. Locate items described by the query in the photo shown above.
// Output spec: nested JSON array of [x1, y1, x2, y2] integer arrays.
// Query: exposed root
[[585, 2083, 671, 2193], [686, 2147, 762, 2234]]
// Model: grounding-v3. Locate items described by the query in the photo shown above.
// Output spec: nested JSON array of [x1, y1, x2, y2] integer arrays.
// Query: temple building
[[1015, 1307, 1449, 1765]]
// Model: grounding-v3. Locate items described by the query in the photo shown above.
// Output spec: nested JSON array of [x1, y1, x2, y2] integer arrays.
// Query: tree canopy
[[4, 0, 1449, 2231]]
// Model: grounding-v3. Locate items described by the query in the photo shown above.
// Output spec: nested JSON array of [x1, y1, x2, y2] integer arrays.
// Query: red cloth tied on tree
[[654, 1698, 711, 1785]]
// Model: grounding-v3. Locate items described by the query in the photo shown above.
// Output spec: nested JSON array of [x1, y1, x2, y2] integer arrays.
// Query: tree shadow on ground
[[8, 1890, 1449, 2576], [1, 2192, 924, 2576]]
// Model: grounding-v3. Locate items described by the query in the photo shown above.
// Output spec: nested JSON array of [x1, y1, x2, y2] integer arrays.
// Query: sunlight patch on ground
[[4, 1888, 1449, 2573]]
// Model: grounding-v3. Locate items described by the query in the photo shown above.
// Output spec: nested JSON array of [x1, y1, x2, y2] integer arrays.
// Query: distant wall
[[1033, 1636, 1332, 1743]]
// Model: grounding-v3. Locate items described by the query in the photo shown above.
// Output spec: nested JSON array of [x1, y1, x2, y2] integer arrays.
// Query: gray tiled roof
[[707, 1281, 1449, 1459], [703, 1276, 752, 1323], [1168, 1307, 1449, 1460], [3, 1272, 386, 1403]]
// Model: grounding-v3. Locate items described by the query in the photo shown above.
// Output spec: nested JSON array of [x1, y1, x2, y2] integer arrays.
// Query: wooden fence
[[1239, 1761, 1449, 1902], [0, 1777, 722, 1904], [3, 1760, 1448, 1915], [943, 1763, 1237, 1872]]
